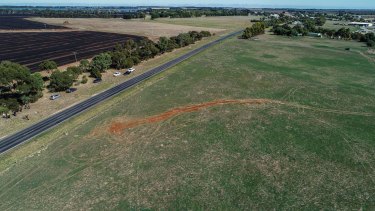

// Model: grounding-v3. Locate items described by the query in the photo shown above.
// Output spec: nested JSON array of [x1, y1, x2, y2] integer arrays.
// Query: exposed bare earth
[[104, 98, 375, 136], [28, 17, 225, 40], [107, 99, 276, 134]]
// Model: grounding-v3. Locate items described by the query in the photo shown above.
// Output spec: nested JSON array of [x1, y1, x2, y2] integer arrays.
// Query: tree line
[[0, 31, 211, 118], [268, 15, 375, 48], [0, 8, 255, 19], [150, 8, 252, 20]]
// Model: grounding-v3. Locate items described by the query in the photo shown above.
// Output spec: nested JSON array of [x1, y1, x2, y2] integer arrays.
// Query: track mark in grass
[[107, 99, 277, 135], [98, 99, 375, 136]]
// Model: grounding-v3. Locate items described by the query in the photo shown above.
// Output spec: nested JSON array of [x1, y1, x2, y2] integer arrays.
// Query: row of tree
[[110, 31, 212, 70], [272, 23, 375, 47], [150, 8, 252, 20], [242, 22, 266, 39], [0, 30, 212, 118]]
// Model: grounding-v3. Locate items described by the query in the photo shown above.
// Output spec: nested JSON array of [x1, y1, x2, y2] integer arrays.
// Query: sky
[[1, 0, 375, 9]]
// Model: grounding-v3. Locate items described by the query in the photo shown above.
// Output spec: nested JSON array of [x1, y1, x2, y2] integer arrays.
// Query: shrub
[[81, 75, 88, 84], [39, 60, 57, 72], [367, 40, 375, 48]]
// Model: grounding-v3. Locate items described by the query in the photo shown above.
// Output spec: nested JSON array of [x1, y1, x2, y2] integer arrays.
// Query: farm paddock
[[0, 31, 143, 72]]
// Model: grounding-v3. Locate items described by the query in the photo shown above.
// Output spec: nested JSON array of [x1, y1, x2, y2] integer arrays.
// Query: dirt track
[[108, 99, 275, 134], [106, 98, 375, 135]]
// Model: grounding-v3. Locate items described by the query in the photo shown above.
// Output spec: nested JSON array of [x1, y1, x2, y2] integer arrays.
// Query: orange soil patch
[[108, 99, 277, 135]]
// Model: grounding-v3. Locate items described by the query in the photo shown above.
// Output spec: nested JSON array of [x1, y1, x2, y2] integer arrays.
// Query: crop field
[[0, 16, 66, 30], [0, 34, 375, 210], [0, 31, 143, 72]]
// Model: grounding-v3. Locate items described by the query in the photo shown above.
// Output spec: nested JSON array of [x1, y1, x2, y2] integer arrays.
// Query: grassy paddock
[[0, 34, 375, 210], [150, 16, 259, 30]]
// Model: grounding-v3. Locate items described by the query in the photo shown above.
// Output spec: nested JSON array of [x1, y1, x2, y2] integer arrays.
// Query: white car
[[50, 94, 61, 100], [126, 67, 135, 74], [113, 71, 121, 77]]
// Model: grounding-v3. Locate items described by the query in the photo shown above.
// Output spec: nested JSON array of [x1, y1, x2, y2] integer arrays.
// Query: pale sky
[[1, 0, 375, 9]]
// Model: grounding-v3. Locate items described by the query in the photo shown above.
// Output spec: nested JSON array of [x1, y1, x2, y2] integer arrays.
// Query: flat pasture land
[[151, 16, 259, 30], [323, 20, 358, 31], [0, 31, 142, 72], [0, 15, 67, 30], [1, 35, 375, 210], [29, 17, 225, 40]]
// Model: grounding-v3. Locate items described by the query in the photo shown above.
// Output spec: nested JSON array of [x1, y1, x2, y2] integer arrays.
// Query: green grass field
[[0, 34, 375, 210], [150, 16, 259, 30], [323, 20, 359, 31]]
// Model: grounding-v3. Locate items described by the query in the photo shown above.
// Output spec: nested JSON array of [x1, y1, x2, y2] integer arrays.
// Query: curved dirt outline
[[108, 99, 277, 135], [104, 98, 375, 135]]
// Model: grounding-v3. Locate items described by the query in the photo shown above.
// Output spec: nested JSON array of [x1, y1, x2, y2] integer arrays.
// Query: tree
[[242, 22, 265, 39], [0, 61, 29, 88], [39, 60, 57, 72], [90, 53, 112, 72], [137, 39, 160, 60], [0, 61, 44, 111], [49, 70, 74, 91], [79, 59, 90, 72], [315, 16, 326, 26], [110, 49, 129, 70], [66, 66, 81, 80], [157, 37, 170, 53], [335, 28, 351, 40], [90, 68, 102, 79], [0, 106, 9, 118], [367, 40, 375, 48]]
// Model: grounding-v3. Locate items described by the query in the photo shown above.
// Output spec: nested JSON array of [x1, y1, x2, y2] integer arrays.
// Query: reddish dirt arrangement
[[108, 99, 275, 135]]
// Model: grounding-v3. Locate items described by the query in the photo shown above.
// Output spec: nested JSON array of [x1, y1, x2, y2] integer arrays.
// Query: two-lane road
[[0, 30, 241, 154]]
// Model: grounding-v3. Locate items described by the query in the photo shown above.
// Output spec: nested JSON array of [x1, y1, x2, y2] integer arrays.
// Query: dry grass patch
[[28, 17, 225, 40]]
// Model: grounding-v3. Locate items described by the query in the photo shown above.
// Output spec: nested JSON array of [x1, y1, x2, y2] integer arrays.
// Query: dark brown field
[[0, 31, 143, 71]]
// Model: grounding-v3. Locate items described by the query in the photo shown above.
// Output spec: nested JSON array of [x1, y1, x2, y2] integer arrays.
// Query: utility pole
[[73, 52, 78, 63]]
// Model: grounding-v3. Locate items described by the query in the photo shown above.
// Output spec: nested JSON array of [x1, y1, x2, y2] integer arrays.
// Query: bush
[[39, 60, 57, 71], [200, 31, 212, 37], [79, 59, 90, 72], [367, 40, 375, 47], [66, 66, 82, 80], [90, 68, 102, 79], [81, 75, 88, 84]]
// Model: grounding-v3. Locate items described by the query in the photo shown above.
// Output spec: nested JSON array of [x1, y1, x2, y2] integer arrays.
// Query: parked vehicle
[[93, 78, 102, 83], [125, 67, 135, 74], [66, 88, 77, 93], [113, 71, 121, 77], [50, 94, 61, 100]]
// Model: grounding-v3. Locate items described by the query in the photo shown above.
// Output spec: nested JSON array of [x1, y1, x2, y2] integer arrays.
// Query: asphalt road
[[0, 30, 241, 154]]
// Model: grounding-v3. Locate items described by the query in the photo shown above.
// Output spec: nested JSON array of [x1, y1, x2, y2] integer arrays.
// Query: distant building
[[349, 22, 373, 27], [292, 21, 303, 25], [270, 14, 279, 19], [308, 32, 322, 38], [151, 7, 170, 10]]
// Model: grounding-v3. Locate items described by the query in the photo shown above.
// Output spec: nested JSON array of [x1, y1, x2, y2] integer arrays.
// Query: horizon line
[[1, 4, 375, 10]]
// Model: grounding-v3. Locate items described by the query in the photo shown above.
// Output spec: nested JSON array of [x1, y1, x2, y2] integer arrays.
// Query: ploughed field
[[0, 15, 67, 30], [0, 31, 143, 72]]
